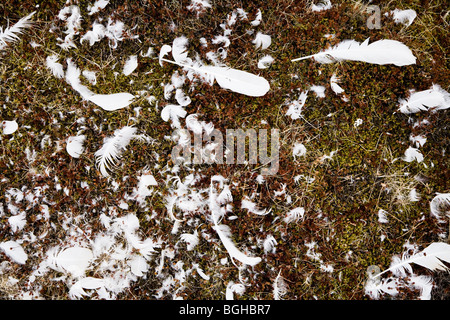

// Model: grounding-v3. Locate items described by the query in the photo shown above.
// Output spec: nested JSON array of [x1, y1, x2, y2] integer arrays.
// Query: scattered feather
[[66, 135, 86, 158], [378, 209, 389, 223], [241, 197, 271, 216], [0, 11, 35, 50], [80, 21, 106, 46], [272, 271, 288, 300], [180, 231, 199, 251], [388, 9, 417, 27], [402, 146, 423, 163], [398, 84, 450, 114], [286, 91, 308, 120], [123, 55, 138, 76], [49, 247, 93, 277], [0, 241, 28, 264], [46, 55, 65, 79], [263, 235, 277, 254], [292, 38, 416, 66], [88, 0, 110, 15], [1, 120, 18, 135], [330, 73, 345, 94], [253, 32, 271, 50], [310, 85, 326, 98], [160, 52, 270, 97], [375, 242, 450, 279], [284, 207, 304, 224], [161, 104, 187, 128], [311, 0, 332, 12], [88, 93, 135, 111], [225, 281, 245, 300], [257, 55, 274, 69], [250, 9, 262, 26], [8, 212, 26, 232], [94, 126, 138, 177], [429, 193, 450, 223], [293, 143, 306, 159]]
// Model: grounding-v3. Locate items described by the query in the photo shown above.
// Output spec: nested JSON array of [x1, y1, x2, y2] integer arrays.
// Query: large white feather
[[375, 242, 450, 278], [95, 126, 137, 177], [292, 38, 416, 66], [0, 11, 35, 49], [398, 84, 450, 114], [160, 57, 270, 97]]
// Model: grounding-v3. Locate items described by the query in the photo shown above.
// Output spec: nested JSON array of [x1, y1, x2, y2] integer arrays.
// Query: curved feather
[[375, 242, 450, 278], [88, 92, 135, 111], [0, 11, 35, 49], [95, 126, 137, 177], [292, 38, 416, 66], [209, 180, 262, 266]]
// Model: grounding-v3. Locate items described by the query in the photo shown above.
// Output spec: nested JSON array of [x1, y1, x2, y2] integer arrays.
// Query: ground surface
[[0, 0, 448, 300]]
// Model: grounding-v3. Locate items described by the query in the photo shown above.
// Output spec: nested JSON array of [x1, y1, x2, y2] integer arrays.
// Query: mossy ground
[[0, 0, 448, 300]]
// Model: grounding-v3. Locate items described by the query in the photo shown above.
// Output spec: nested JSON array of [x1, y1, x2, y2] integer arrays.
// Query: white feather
[[94, 126, 137, 177], [0, 11, 35, 50], [253, 32, 271, 50], [225, 281, 245, 300], [263, 235, 277, 254], [160, 57, 270, 97], [388, 9, 417, 27], [311, 0, 332, 12], [46, 55, 65, 79], [402, 146, 423, 163], [330, 73, 345, 94], [209, 181, 262, 266], [241, 197, 271, 216], [429, 193, 450, 223], [286, 91, 308, 120], [88, 92, 135, 111], [257, 55, 274, 69], [180, 231, 199, 251], [50, 247, 94, 277], [375, 242, 450, 279], [273, 270, 288, 300], [66, 135, 86, 158], [292, 38, 416, 66], [65, 59, 95, 100], [0, 241, 28, 264], [398, 84, 450, 114], [123, 55, 138, 76], [284, 207, 304, 224], [1, 120, 18, 135], [88, 0, 110, 15], [80, 21, 106, 46], [250, 9, 262, 26], [8, 211, 26, 233], [161, 104, 187, 128]]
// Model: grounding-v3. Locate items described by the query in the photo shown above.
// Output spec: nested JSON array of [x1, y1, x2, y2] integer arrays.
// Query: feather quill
[[375, 242, 450, 279], [292, 38, 416, 66], [95, 126, 137, 177], [0, 11, 35, 50]]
